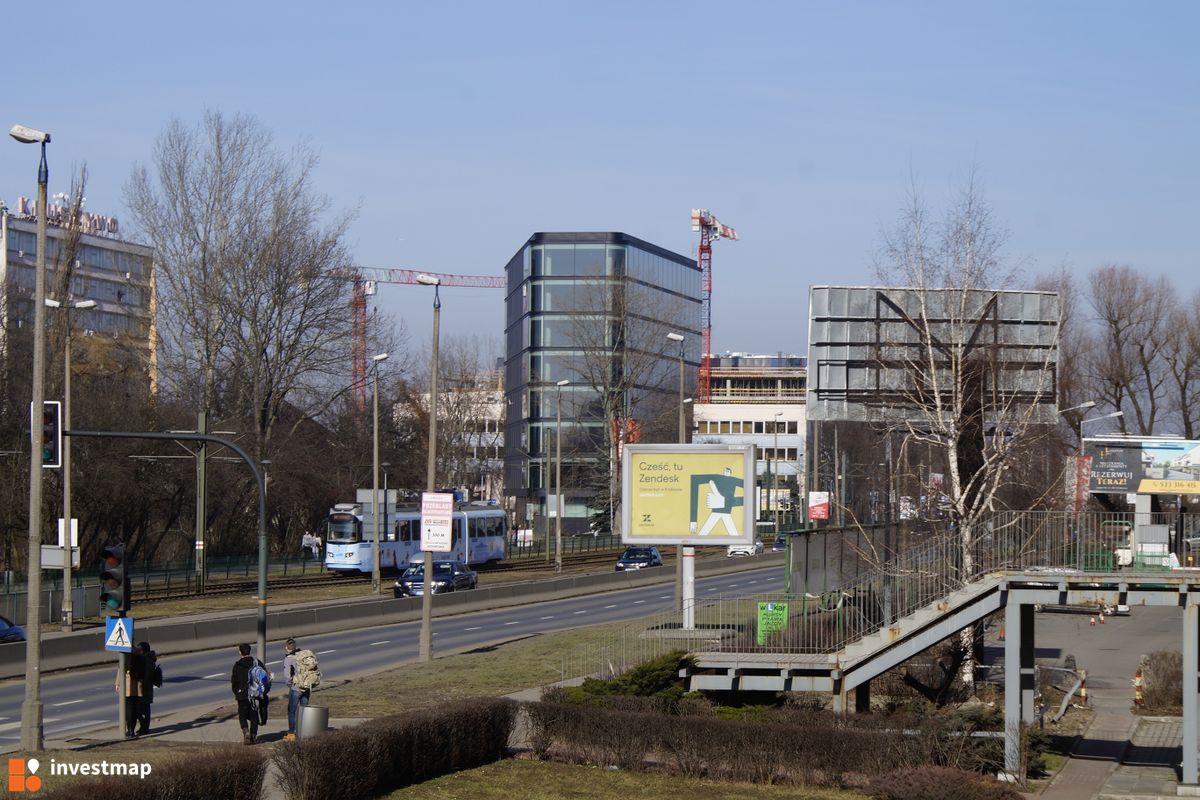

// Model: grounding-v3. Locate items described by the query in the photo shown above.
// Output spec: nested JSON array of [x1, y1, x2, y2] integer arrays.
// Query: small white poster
[[420, 492, 455, 552]]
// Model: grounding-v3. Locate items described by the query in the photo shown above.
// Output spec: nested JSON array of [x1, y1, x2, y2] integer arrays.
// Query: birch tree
[[873, 177, 1059, 686]]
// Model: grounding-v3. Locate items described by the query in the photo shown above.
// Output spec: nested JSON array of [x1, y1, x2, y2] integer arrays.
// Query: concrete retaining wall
[[0, 553, 781, 679]]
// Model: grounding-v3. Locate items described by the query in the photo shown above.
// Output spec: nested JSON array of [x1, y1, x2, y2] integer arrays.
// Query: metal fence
[[559, 510, 1200, 674]]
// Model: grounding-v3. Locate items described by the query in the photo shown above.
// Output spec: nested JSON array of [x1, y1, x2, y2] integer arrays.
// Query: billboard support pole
[[682, 548, 695, 629]]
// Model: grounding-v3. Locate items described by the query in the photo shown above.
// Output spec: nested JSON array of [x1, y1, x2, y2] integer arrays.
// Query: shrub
[[1142, 650, 1182, 712], [273, 697, 516, 800], [41, 746, 265, 800], [868, 766, 1023, 800]]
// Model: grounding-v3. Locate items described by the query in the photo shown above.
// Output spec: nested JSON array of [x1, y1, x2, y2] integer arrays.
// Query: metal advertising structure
[[622, 444, 756, 546], [1085, 438, 1200, 494]]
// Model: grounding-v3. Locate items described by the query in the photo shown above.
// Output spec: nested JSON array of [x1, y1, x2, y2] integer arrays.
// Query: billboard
[[622, 444, 756, 546], [1085, 438, 1200, 494]]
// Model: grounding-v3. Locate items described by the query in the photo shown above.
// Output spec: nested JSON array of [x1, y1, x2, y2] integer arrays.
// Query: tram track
[[135, 548, 627, 603]]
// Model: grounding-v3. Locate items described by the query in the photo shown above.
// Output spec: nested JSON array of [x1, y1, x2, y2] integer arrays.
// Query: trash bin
[[297, 704, 328, 739]]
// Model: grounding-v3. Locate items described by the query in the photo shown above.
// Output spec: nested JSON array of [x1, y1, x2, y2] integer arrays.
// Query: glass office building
[[503, 232, 702, 529]]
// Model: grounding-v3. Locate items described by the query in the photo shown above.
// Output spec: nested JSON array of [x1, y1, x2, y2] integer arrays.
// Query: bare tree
[[873, 177, 1060, 684], [126, 111, 358, 453], [1162, 289, 1200, 440], [1084, 265, 1173, 436]]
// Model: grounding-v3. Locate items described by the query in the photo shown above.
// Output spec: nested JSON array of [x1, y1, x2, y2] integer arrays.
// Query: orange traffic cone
[[1089, 616, 1096, 626], [998, 625, 1005, 641], [1099, 613, 1105, 624]]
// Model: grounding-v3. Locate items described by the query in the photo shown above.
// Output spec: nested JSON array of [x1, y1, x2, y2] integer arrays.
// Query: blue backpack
[[247, 662, 271, 699]]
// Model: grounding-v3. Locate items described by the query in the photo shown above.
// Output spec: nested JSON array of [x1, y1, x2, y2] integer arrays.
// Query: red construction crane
[[340, 268, 506, 411], [690, 209, 739, 404]]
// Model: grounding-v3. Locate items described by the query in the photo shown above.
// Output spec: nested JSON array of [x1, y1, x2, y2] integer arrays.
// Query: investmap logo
[[7, 757, 153, 792], [7, 758, 42, 793]]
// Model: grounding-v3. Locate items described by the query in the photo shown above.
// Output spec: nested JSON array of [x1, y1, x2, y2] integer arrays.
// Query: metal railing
[[560, 510, 1200, 672]]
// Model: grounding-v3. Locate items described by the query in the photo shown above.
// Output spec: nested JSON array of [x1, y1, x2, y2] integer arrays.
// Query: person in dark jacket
[[117, 648, 145, 738], [230, 643, 261, 744], [135, 642, 158, 735]]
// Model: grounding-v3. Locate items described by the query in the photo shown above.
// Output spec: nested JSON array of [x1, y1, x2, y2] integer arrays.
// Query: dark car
[[772, 534, 788, 552], [394, 560, 478, 597], [615, 546, 663, 571], [0, 614, 26, 643]]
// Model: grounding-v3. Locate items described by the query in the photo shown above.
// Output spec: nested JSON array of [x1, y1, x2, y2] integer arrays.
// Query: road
[[0, 565, 784, 742]]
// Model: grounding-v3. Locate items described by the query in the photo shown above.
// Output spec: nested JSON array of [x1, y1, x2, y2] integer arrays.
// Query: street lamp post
[[11, 122, 51, 752], [554, 379, 568, 573], [45, 297, 96, 631], [666, 332, 691, 623], [417, 274, 441, 662], [773, 411, 783, 535], [371, 352, 389, 594]]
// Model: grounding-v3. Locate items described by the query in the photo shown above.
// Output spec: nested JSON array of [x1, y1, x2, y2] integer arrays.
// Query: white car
[[726, 540, 765, 557]]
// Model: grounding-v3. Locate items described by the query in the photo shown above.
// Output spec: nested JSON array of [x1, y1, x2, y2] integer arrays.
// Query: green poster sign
[[756, 601, 789, 646]]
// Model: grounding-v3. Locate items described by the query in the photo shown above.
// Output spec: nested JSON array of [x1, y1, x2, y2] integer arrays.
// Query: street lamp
[[417, 274, 440, 662], [370, 352, 389, 594], [1080, 410, 1124, 441], [554, 379, 569, 573], [666, 332, 686, 615], [45, 297, 96, 631], [12, 121, 51, 752], [773, 411, 784, 535]]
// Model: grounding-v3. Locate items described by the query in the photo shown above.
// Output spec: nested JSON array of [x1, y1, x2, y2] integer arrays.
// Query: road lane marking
[[316, 649, 336, 655], [504, 621, 520, 626], [633, 600, 645, 604], [573, 610, 587, 615], [604, 605, 617, 609], [369, 641, 389, 646], [53, 700, 85, 707], [204, 672, 224, 679]]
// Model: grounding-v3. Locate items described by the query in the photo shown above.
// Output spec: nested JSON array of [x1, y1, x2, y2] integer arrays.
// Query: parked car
[[771, 534, 788, 552], [394, 560, 478, 597], [0, 614, 26, 643], [615, 546, 663, 571], [726, 540, 765, 557]]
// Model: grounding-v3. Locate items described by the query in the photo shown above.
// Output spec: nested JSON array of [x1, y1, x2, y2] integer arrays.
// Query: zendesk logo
[[7, 758, 42, 793]]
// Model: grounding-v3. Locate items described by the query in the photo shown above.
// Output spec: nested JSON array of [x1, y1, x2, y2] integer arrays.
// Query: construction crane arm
[[355, 268, 505, 288]]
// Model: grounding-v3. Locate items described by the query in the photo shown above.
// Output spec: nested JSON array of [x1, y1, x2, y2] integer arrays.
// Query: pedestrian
[[135, 641, 160, 735], [116, 647, 145, 738], [230, 643, 266, 745], [282, 637, 310, 740]]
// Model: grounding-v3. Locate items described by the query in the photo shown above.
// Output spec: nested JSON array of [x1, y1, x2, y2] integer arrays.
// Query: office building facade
[[693, 353, 807, 529], [503, 232, 701, 530], [1, 200, 157, 392]]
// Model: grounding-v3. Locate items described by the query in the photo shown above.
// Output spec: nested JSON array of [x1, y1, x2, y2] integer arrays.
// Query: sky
[[3, 2, 1197, 362]]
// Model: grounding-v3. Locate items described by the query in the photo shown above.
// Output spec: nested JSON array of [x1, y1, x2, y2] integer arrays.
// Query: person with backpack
[[135, 641, 160, 736], [230, 643, 271, 744], [282, 637, 320, 740]]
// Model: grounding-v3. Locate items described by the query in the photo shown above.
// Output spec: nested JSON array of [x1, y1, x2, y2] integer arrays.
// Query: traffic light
[[99, 543, 131, 613], [41, 400, 62, 468]]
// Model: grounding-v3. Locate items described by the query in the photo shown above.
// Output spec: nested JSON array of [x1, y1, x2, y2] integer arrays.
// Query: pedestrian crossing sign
[[104, 616, 134, 652]]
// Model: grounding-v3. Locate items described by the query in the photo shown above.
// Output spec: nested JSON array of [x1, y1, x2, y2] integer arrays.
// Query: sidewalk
[[40, 702, 366, 800], [1025, 689, 1185, 800]]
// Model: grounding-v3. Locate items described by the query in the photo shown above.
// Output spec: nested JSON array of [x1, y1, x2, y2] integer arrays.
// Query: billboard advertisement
[[1085, 438, 1200, 494], [622, 444, 755, 546]]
